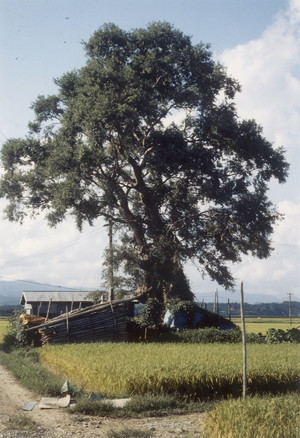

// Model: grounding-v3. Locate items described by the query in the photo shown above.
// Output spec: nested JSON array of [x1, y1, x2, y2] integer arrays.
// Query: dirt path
[[0, 362, 205, 437]]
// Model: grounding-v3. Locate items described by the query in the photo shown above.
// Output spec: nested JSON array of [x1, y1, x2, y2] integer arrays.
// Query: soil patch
[[0, 362, 205, 437]]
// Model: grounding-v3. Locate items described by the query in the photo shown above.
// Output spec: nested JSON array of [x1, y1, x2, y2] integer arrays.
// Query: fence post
[[240, 281, 247, 398]]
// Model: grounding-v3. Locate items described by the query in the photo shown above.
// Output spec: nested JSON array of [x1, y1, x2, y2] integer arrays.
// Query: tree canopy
[[0, 22, 289, 302]]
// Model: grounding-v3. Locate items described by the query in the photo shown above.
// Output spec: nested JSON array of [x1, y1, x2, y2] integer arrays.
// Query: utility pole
[[108, 219, 114, 302], [214, 289, 219, 313], [287, 293, 293, 326], [213, 292, 215, 313], [227, 298, 231, 321]]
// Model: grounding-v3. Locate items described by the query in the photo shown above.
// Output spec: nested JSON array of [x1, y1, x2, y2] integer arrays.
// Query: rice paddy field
[[39, 342, 299, 400], [203, 394, 300, 438], [0, 317, 8, 342], [232, 317, 300, 334]]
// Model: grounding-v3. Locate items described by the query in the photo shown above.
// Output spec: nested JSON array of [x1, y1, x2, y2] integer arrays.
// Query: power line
[[0, 130, 8, 140], [0, 275, 97, 291], [0, 227, 104, 269]]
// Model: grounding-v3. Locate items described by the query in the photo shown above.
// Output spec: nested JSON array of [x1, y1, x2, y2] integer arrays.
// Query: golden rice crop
[[39, 343, 299, 399], [203, 394, 300, 438], [0, 318, 8, 342], [232, 317, 300, 334]]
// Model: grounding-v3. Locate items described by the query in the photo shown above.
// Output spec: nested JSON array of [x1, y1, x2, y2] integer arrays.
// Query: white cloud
[[220, 0, 300, 155], [0, 202, 107, 289], [208, 0, 300, 301]]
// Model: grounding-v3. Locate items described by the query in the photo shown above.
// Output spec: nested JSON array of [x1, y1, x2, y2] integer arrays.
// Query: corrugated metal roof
[[20, 291, 93, 304]]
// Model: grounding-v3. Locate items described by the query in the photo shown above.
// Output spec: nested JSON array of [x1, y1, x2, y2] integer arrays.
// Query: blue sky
[[0, 0, 299, 304], [0, 0, 286, 140]]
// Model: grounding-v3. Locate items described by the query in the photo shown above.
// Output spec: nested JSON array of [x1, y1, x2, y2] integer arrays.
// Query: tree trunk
[[138, 255, 194, 303]]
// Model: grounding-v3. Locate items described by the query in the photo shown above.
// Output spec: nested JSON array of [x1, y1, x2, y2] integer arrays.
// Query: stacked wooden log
[[20, 314, 46, 327], [25, 298, 136, 345]]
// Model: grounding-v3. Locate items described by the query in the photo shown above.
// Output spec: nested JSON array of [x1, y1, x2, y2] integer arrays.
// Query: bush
[[265, 327, 300, 343], [2, 311, 27, 352], [173, 327, 242, 343], [130, 299, 165, 340]]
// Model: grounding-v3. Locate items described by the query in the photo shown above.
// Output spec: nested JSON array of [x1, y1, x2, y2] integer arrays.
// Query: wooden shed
[[20, 291, 94, 319], [24, 298, 137, 345]]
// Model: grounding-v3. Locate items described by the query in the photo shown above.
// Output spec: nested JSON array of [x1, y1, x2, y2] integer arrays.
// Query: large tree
[[0, 23, 288, 302]]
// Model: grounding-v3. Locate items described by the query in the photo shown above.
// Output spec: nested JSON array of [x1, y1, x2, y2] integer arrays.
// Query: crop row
[[39, 343, 299, 400]]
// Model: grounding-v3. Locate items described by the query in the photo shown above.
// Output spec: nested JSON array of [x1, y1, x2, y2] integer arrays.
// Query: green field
[[0, 317, 8, 342], [39, 342, 299, 399], [232, 317, 300, 334]]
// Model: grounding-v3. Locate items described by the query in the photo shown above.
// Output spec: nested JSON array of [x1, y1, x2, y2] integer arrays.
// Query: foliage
[[171, 327, 242, 343], [203, 394, 300, 438], [2, 311, 28, 352], [0, 348, 65, 396], [39, 343, 299, 401], [100, 235, 141, 299], [167, 300, 200, 327], [134, 299, 165, 329], [87, 289, 108, 303], [6, 415, 38, 431], [265, 327, 300, 343], [71, 393, 206, 418], [0, 22, 289, 303], [132, 326, 294, 344], [129, 298, 165, 340]]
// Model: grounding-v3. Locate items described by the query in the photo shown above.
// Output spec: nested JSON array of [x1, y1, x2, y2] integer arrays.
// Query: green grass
[[0, 348, 65, 396], [232, 317, 300, 334], [39, 343, 300, 400], [203, 394, 300, 438], [71, 394, 208, 418], [6, 415, 37, 431]]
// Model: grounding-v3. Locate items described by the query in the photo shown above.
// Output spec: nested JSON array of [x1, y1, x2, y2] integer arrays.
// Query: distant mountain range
[[0, 280, 93, 306], [0, 280, 297, 307]]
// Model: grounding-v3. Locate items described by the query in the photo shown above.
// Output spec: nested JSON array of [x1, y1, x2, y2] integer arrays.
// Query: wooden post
[[66, 306, 70, 342], [240, 281, 247, 398], [45, 299, 52, 321], [108, 219, 114, 302]]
